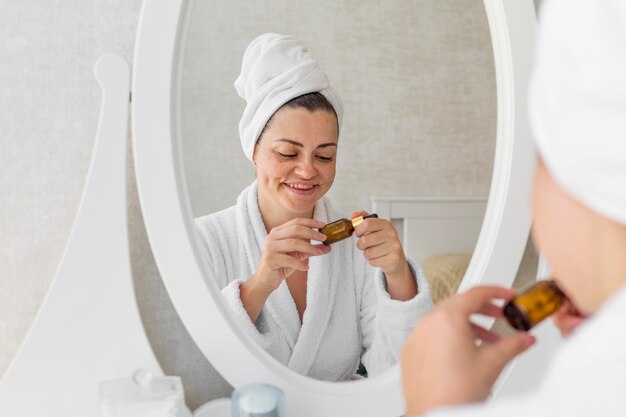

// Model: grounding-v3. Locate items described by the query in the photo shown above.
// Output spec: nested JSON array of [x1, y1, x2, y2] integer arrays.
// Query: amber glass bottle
[[503, 279, 566, 331], [320, 214, 378, 245]]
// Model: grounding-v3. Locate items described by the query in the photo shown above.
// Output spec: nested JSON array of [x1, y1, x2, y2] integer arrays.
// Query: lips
[[284, 183, 317, 196]]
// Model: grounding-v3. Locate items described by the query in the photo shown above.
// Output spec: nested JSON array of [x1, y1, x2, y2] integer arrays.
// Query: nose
[[294, 156, 317, 179]]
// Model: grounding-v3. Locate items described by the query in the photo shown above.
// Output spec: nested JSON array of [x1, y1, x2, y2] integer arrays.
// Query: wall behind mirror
[[182, 0, 497, 220]]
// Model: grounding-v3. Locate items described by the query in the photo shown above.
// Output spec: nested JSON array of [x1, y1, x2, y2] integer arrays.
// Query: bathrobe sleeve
[[358, 256, 434, 376], [194, 211, 275, 350]]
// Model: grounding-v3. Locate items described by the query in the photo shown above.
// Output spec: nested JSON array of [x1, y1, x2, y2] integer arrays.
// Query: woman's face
[[253, 106, 339, 217]]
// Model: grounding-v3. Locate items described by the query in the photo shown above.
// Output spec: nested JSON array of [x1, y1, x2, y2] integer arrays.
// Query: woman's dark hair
[[281, 91, 336, 114], [258, 92, 338, 142]]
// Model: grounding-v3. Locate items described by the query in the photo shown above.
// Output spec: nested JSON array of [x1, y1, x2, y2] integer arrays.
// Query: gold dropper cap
[[351, 213, 378, 227]]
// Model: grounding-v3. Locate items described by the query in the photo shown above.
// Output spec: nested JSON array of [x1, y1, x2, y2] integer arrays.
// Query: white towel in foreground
[[195, 181, 433, 381]]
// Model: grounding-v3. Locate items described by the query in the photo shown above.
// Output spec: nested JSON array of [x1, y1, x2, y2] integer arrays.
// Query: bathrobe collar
[[235, 181, 341, 375]]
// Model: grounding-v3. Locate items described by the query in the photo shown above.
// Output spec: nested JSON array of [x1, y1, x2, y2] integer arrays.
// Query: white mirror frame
[[132, 0, 537, 415]]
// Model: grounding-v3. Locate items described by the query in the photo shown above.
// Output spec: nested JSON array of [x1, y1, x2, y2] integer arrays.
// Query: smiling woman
[[192, 34, 433, 385]]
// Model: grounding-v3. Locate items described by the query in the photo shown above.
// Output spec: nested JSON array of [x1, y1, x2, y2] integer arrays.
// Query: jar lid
[[231, 383, 285, 417], [99, 370, 184, 404]]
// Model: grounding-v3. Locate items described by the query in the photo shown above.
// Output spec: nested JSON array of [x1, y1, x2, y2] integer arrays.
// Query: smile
[[284, 183, 317, 195], [287, 183, 315, 190]]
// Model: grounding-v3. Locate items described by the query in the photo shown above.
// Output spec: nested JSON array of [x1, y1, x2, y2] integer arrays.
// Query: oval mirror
[[132, 0, 537, 415]]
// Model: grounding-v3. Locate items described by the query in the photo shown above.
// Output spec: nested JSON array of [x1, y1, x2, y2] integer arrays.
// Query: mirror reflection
[[181, 0, 495, 382]]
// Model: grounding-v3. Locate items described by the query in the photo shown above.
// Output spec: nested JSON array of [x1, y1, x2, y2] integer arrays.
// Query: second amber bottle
[[503, 279, 566, 331]]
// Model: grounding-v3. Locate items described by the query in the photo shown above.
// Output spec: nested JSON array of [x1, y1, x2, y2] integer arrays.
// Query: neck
[[257, 185, 314, 232]]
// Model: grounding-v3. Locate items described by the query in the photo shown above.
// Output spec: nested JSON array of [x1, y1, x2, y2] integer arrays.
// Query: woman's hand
[[552, 299, 587, 337], [352, 210, 406, 275], [241, 218, 329, 323], [352, 210, 417, 300], [400, 286, 536, 416], [256, 218, 330, 289]]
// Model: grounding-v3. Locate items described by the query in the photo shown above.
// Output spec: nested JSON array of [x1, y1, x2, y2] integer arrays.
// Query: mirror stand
[[0, 54, 162, 417]]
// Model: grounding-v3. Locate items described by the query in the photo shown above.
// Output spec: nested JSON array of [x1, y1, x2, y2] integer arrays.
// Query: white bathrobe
[[194, 181, 433, 381], [423, 285, 626, 417]]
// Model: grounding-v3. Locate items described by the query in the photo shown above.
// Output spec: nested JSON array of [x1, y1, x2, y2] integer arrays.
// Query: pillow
[[421, 253, 472, 304]]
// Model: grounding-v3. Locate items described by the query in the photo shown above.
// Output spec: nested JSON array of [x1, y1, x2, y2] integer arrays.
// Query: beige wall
[[182, 0, 497, 217], [1, 0, 537, 410]]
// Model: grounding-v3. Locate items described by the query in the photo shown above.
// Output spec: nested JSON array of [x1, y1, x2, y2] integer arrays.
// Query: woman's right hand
[[253, 218, 330, 291], [241, 218, 330, 323]]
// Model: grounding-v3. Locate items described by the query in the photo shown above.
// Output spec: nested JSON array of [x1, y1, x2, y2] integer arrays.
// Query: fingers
[[355, 218, 400, 252], [355, 228, 388, 250], [364, 247, 404, 269], [455, 286, 517, 316], [354, 217, 386, 238], [271, 238, 329, 258], [285, 218, 327, 229], [271, 221, 327, 243], [360, 239, 393, 260], [476, 302, 506, 319], [552, 300, 586, 337], [259, 218, 331, 285], [482, 332, 536, 371], [470, 323, 501, 344], [351, 210, 369, 219]]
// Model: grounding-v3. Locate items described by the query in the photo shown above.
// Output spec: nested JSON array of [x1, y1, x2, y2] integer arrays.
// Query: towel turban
[[529, 0, 626, 225], [234, 33, 344, 162]]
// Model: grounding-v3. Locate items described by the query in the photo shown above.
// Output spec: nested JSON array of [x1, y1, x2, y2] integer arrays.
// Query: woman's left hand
[[352, 210, 408, 276], [352, 210, 417, 300], [400, 286, 536, 416]]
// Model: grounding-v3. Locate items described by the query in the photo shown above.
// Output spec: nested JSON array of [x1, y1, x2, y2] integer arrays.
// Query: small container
[[320, 214, 378, 245], [99, 369, 192, 417], [503, 279, 566, 331], [231, 383, 285, 417]]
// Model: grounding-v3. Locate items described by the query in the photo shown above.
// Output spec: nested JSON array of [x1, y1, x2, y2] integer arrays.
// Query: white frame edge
[[131, 0, 537, 416], [459, 0, 538, 324]]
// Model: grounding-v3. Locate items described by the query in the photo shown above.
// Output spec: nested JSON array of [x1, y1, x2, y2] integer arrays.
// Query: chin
[[280, 185, 329, 213], [282, 198, 317, 216]]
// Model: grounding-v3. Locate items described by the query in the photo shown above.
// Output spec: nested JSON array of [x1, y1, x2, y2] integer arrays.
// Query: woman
[[401, 0, 626, 415], [195, 33, 433, 381]]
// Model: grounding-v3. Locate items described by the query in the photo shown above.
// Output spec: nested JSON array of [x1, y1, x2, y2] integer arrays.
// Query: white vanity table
[[0, 1, 553, 416]]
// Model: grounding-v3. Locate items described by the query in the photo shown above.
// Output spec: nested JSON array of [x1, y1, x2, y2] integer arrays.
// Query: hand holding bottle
[[241, 218, 330, 323], [351, 210, 407, 276], [255, 218, 330, 290], [400, 286, 536, 416], [351, 210, 418, 300]]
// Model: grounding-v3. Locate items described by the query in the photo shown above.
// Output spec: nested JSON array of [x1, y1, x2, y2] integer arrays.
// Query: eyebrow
[[274, 139, 337, 148]]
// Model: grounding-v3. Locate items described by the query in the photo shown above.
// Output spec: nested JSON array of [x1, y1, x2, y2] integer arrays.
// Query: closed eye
[[277, 152, 297, 158], [317, 156, 334, 161]]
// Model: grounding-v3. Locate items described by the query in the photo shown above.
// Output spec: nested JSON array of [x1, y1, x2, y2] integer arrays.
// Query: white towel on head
[[528, 0, 626, 225], [234, 33, 344, 162]]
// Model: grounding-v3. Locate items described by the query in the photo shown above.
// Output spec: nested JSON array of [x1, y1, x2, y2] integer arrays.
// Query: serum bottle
[[503, 279, 566, 331], [320, 214, 378, 245]]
